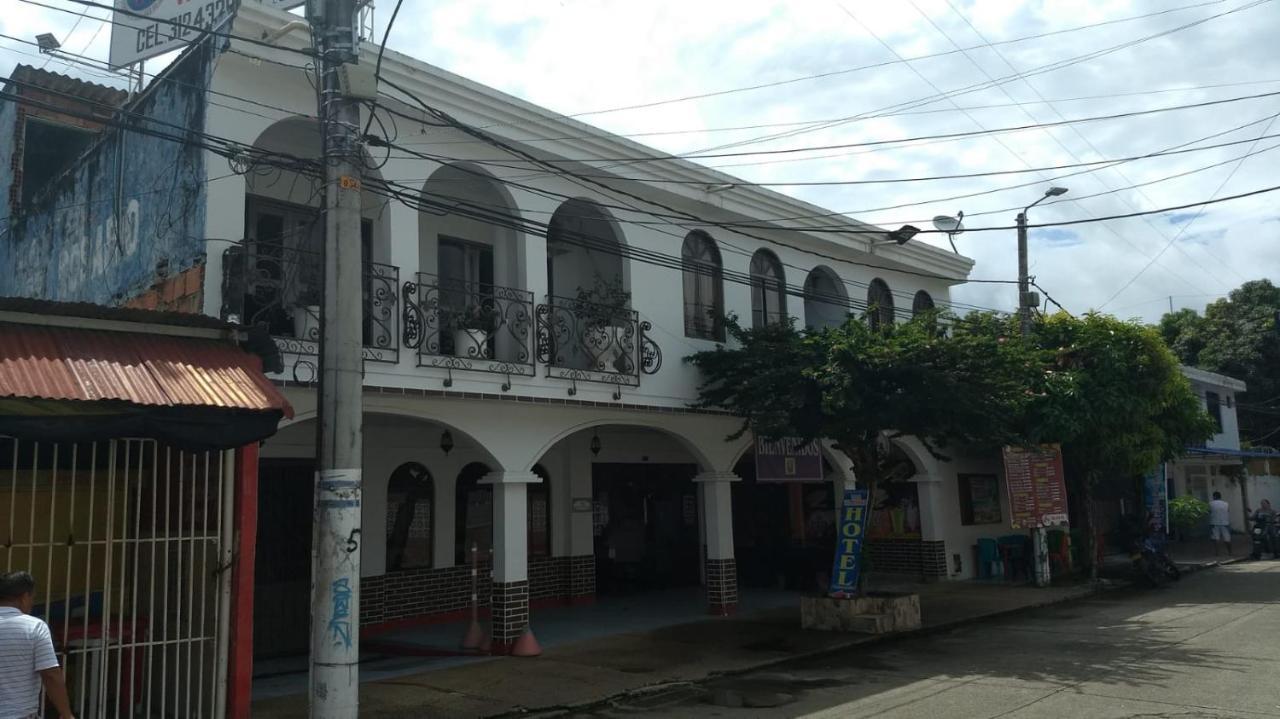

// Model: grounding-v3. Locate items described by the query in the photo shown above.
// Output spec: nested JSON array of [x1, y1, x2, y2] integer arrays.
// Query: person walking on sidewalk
[[0, 571, 74, 719], [1209, 492, 1232, 556]]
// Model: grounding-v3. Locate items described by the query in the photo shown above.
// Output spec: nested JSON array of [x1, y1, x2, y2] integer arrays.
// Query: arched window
[[455, 462, 493, 564], [803, 266, 848, 330], [912, 290, 935, 318], [386, 462, 433, 571], [867, 278, 894, 331], [750, 250, 787, 329], [682, 231, 724, 340], [528, 464, 551, 558]]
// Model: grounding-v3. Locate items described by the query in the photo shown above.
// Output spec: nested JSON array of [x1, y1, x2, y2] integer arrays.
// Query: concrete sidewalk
[[252, 579, 1100, 719]]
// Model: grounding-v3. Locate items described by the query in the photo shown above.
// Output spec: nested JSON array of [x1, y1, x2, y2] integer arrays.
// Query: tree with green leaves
[[1024, 312, 1216, 577], [687, 312, 1038, 591], [1159, 280, 1280, 448]]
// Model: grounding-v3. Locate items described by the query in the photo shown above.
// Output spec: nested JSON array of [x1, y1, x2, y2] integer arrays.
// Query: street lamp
[[1016, 187, 1068, 337]]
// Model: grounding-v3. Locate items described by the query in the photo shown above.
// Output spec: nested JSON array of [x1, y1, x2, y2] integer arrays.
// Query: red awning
[[0, 323, 292, 417]]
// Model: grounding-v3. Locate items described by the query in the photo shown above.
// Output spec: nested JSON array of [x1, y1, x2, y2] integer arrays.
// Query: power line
[[679, 0, 1272, 159], [475, 0, 1234, 123], [384, 89, 1280, 167], [1097, 113, 1280, 309], [938, 0, 1246, 292]]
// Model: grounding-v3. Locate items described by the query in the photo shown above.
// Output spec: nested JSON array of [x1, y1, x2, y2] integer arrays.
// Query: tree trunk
[[1083, 475, 1099, 584]]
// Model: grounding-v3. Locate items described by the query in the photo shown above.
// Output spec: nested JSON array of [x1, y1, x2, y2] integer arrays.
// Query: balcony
[[536, 295, 662, 392], [401, 274, 536, 386], [220, 242, 399, 381]]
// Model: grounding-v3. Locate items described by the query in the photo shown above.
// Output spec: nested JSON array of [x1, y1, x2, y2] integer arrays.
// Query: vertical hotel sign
[[1143, 464, 1168, 535], [1001, 445, 1070, 529], [828, 488, 870, 596], [755, 436, 823, 483]]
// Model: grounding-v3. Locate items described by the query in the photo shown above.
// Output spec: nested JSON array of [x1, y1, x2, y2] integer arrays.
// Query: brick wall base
[[490, 580, 530, 653], [921, 540, 948, 580], [867, 538, 924, 577], [706, 558, 737, 616], [361, 554, 596, 631]]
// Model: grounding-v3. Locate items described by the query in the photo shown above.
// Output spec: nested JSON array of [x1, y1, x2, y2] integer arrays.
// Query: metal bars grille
[[1, 437, 231, 718]]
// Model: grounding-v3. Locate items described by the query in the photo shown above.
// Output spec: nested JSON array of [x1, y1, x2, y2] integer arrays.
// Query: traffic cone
[[461, 618, 486, 651], [510, 627, 542, 657]]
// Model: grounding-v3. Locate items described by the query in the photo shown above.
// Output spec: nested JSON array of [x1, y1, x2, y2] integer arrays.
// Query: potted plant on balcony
[[451, 302, 498, 359], [573, 275, 631, 372], [291, 283, 322, 342]]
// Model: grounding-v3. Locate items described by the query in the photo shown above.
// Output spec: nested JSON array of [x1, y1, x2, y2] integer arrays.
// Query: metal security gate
[[1, 437, 233, 718]]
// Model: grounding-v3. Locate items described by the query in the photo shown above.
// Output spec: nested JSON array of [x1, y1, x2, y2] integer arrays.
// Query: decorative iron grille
[[401, 274, 536, 380], [535, 296, 661, 388], [221, 242, 398, 382]]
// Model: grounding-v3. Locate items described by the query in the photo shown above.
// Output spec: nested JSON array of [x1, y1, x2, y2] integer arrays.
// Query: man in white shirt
[[1208, 491, 1232, 556], [0, 571, 74, 719]]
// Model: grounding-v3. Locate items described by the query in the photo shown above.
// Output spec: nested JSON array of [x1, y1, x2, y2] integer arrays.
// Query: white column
[[695, 472, 738, 560], [480, 471, 542, 582], [567, 433, 595, 557]]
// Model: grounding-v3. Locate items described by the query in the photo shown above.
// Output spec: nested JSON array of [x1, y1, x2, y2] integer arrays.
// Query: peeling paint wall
[[0, 42, 216, 305]]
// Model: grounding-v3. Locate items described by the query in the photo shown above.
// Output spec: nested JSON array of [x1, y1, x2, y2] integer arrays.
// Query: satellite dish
[[932, 214, 964, 234], [932, 212, 965, 253]]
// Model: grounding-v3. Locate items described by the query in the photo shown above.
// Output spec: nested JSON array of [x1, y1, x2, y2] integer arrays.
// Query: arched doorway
[[731, 449, 838, 593], [386, 461, 434, 572], [803, 266, 848, 330], [455, 461, 495, 564], [547, 198, 626, 301], [231, 117, 393, 358]]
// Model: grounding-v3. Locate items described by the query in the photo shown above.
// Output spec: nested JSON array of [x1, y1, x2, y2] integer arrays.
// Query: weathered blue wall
[[0, 41, 216, 304]]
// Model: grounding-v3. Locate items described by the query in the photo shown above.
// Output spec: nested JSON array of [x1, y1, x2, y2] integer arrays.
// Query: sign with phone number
[[110, 0, 245, 70]]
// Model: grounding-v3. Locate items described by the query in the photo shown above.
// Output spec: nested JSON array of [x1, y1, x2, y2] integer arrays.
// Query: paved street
[[564, 562, 1280, 719]]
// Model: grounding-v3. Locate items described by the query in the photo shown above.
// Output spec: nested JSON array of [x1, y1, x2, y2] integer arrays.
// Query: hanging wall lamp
[[440, 429, 455, 455]]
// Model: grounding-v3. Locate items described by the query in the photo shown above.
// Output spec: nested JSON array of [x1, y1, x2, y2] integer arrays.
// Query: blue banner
[[1143, 464, 1168, 535], [829, 489, 870, 596]]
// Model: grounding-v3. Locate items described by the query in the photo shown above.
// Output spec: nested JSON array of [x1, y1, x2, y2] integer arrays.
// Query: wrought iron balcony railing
[[401, 274, 536, 386], [536, 295, 661, 391], [220, 242, 399, 381]]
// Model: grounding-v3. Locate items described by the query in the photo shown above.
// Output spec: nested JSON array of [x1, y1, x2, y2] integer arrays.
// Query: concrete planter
[[800, 592, 922, 634]]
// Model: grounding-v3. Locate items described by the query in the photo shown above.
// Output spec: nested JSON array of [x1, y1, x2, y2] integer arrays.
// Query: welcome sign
[[828, 488, 870, 596], [755, 436, 823, 483]]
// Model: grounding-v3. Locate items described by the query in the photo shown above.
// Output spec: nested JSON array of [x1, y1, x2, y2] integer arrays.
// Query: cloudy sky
[[3, 0, 1278, 320]]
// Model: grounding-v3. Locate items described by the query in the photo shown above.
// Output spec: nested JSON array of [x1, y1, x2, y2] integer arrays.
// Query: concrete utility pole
[[309, 0, 365, 715], [1019, 186, 1068, 589]]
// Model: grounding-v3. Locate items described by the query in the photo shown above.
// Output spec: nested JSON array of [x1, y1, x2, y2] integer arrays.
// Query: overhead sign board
[[755, 436, 823, 483], [828, 488, 870, 596], [1001, 444, 1069, 529], [109, 0, 240, 69]]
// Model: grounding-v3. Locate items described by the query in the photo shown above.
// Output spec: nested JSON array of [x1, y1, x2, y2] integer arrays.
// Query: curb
[[488, 583, 1107, 719]]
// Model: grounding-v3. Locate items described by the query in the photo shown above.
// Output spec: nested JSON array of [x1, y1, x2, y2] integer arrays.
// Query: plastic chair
[[1047, 529, 1072, 577], [998, 535, 1032, 581], [976, 538, 1002, 579]]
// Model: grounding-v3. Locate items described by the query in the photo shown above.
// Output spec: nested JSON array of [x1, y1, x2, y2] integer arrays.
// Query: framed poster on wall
[[959, 474, 1002, 526]]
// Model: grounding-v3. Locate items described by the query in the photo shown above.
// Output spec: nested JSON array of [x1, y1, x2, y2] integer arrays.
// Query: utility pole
[[308, 0, 364, 716], [1019, 186, 1067, 589]]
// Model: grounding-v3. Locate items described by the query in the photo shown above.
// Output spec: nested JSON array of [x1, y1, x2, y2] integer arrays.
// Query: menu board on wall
[[1001, 445, 1069, 529]]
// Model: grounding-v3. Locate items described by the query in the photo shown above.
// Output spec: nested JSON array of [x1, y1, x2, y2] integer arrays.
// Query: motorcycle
[[1131, 533, 1181, 587], [1249, 512, 1279, 560]]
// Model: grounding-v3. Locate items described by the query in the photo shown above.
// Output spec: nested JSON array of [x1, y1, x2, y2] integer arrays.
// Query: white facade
[[185, 5, 980, 646], [1171, 366, 1250, 532]]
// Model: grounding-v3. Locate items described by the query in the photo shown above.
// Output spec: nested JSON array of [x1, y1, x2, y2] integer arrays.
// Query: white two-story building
[[0, 3, 1030, 662]]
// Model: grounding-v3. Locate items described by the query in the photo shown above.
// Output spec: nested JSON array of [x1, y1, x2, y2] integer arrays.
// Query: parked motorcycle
[[1131, 533, 1181, 587], [1249, 512, 1279, 560]]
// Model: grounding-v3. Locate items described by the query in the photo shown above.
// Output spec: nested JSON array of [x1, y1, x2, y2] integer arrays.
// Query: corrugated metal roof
[[0, 297, 237, 331], [0, 323, 293, 417], [8, 64, 129, 108]]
